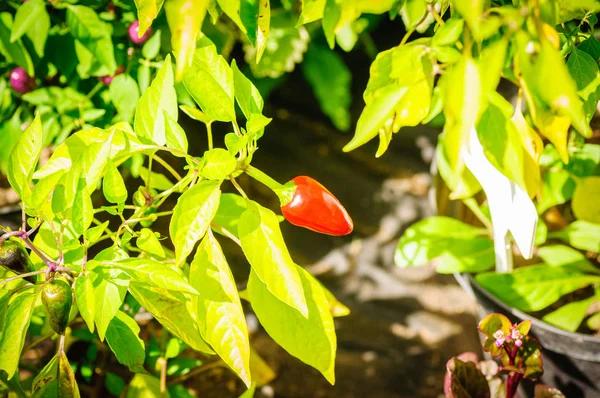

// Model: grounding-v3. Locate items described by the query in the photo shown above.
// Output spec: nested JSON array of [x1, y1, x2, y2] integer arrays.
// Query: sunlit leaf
[[106, 311, 146, 373], [248, 266, 336, 384], [239, 201, 308, 317], [170, 179, 222, 265], [190, 231, 251, 386]]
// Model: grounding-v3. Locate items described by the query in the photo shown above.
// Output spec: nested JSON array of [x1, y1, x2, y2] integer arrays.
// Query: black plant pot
[[455, 272, 600, 398]]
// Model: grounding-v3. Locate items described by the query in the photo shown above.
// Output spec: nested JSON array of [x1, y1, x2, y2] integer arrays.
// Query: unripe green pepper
[[0, 239, 36, 283], [42, 280, 73, 335]]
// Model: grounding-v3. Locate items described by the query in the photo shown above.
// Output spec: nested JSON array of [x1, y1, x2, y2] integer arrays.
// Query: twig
[[229, 175, 248, 199], [154, 155, 183, 181], [0, 269, 46, 286]]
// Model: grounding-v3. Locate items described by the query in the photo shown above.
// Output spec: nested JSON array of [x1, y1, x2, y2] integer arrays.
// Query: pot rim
[[455, 272, 600, 344]]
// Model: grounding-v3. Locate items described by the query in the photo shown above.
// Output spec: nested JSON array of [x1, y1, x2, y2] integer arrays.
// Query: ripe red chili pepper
[[280, 176, 353, 236]]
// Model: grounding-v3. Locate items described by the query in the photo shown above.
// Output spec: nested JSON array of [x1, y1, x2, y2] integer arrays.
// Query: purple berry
[[98, 65, 125, 86], [128, 21, 152, 45], [10, 67, 35, 94]]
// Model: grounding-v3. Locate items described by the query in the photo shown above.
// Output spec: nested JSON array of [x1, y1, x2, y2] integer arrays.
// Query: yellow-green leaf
[[238, 201, 308, 317], [165, 0, 208, 81], [190, 231, 251, 386], [572, 176, 600, 223], [248, 266, 336, 384]]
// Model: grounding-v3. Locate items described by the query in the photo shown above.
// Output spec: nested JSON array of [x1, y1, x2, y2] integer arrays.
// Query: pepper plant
[[341, 1, 600, 334]]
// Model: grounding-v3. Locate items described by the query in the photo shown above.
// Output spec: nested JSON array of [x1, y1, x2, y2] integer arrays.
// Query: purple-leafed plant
[[445, 313, 565, 398]]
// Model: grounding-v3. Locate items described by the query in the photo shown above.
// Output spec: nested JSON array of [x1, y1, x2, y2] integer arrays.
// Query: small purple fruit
[[98, 65, 125, 86], [10, 67, 35, 94], [128, 21, 152, 45]]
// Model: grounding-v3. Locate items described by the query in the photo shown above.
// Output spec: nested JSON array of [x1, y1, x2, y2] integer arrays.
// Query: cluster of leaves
[[445, 313, 564, 398], [0, 3, 365, 392], [0, 0, 400, 176], [362, 2, 600, 334]]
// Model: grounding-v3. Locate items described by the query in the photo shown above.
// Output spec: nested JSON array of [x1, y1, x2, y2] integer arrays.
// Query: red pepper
[[280, 176, 353, 236]]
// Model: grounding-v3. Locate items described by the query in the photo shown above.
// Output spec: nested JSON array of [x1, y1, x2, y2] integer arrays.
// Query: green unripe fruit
[[0, 239, 36, 283], [42, 280, 73, 335]]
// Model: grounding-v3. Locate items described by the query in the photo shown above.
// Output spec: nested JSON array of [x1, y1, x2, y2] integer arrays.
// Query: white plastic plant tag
[[462, 128, 538, 273]]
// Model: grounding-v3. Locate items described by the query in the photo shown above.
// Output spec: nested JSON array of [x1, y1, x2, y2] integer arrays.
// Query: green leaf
[[134, 54, 178, 146], [443, 55, 482, 180], [240, 0, 270, 63], [298, 0, 325, 25], [549, 221, 600, 253], [517, 31, 591, 139], [432, 18, 464, 47], [106, 311, 147, 373], [92, 258, 197, 294], [190, 231, 251, 386], [217, 0, 247, 33], [170, 180, 222, 265], [0, 13, 34, 75], [436, 132, 481, 200], [142, 29, 161, 59], [133, 0, 165, 36], [201, 148, 237, 180], [136, 228, 166, 258], [567, 49, 599, 93], [10, 0, 46, 43], [85, 221, 109, 244], [164, 0, 208, 81], [103, 159, 128, 204], [572, 176, 600, 223], [87, 268, 130, 341], [128, 284, 214, 354], [22, 86, 91, 114], [578, 36, 600, 60], [395, 216, 493, 273], [0, 289, 37, 379], [452, 0, 484, 39], [302, 44, 351, 131], [246, 113, 271, 138], [542, 297, 595, 332], [72, 177, 94, 235], [538, 245, 600, 274], [246, 11, 309, 79], [8, 113, 42, 208], [476, 97, 526, 191], [180, 105, 215, 124], [183, 38, 235, 122], [538, 169, 575, 213], [31, 353, 81, 398], [126, 374, 164, 398], [110, 74, 140, 123], [75, 273, 96, 333], [231, 59, 264, 119], [248, 266, 336, 384], [475, 265, 600, 312], [164, 111, 188, 155], [344, 84, 408, 152], [66, 5, 117, 74], [212, 193, 248, 237], [238, 201, 308, 317]]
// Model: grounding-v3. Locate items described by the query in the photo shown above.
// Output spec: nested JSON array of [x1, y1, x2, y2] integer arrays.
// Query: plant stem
[[428, 4, 444, 26], [206, 122, 214, 150], [159, 357, 167, 398], [211, 223, 241, 247], [154, 155, 183, 181], [58, 335, 65, 355], [463, 198, 493, 234], [229, 175, 248, 199], [506, 373, 522, 398], [0, 269, 46, 286], [147, 154, 154, 189], [244, 165, 286, 192], [85, 82, 104, 100], [400, 11, 430, 45]]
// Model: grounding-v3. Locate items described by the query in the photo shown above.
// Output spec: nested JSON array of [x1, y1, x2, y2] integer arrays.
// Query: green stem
[[85, 82, 104, 100], [206, 122, 214, 150], [229, 175, 248, 199], [154, 155, 182, 181], [463, 198, 493, 234], [244, 165, 286, 192], [146, 154, 154, 190], [400, 10, 430, 45]]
